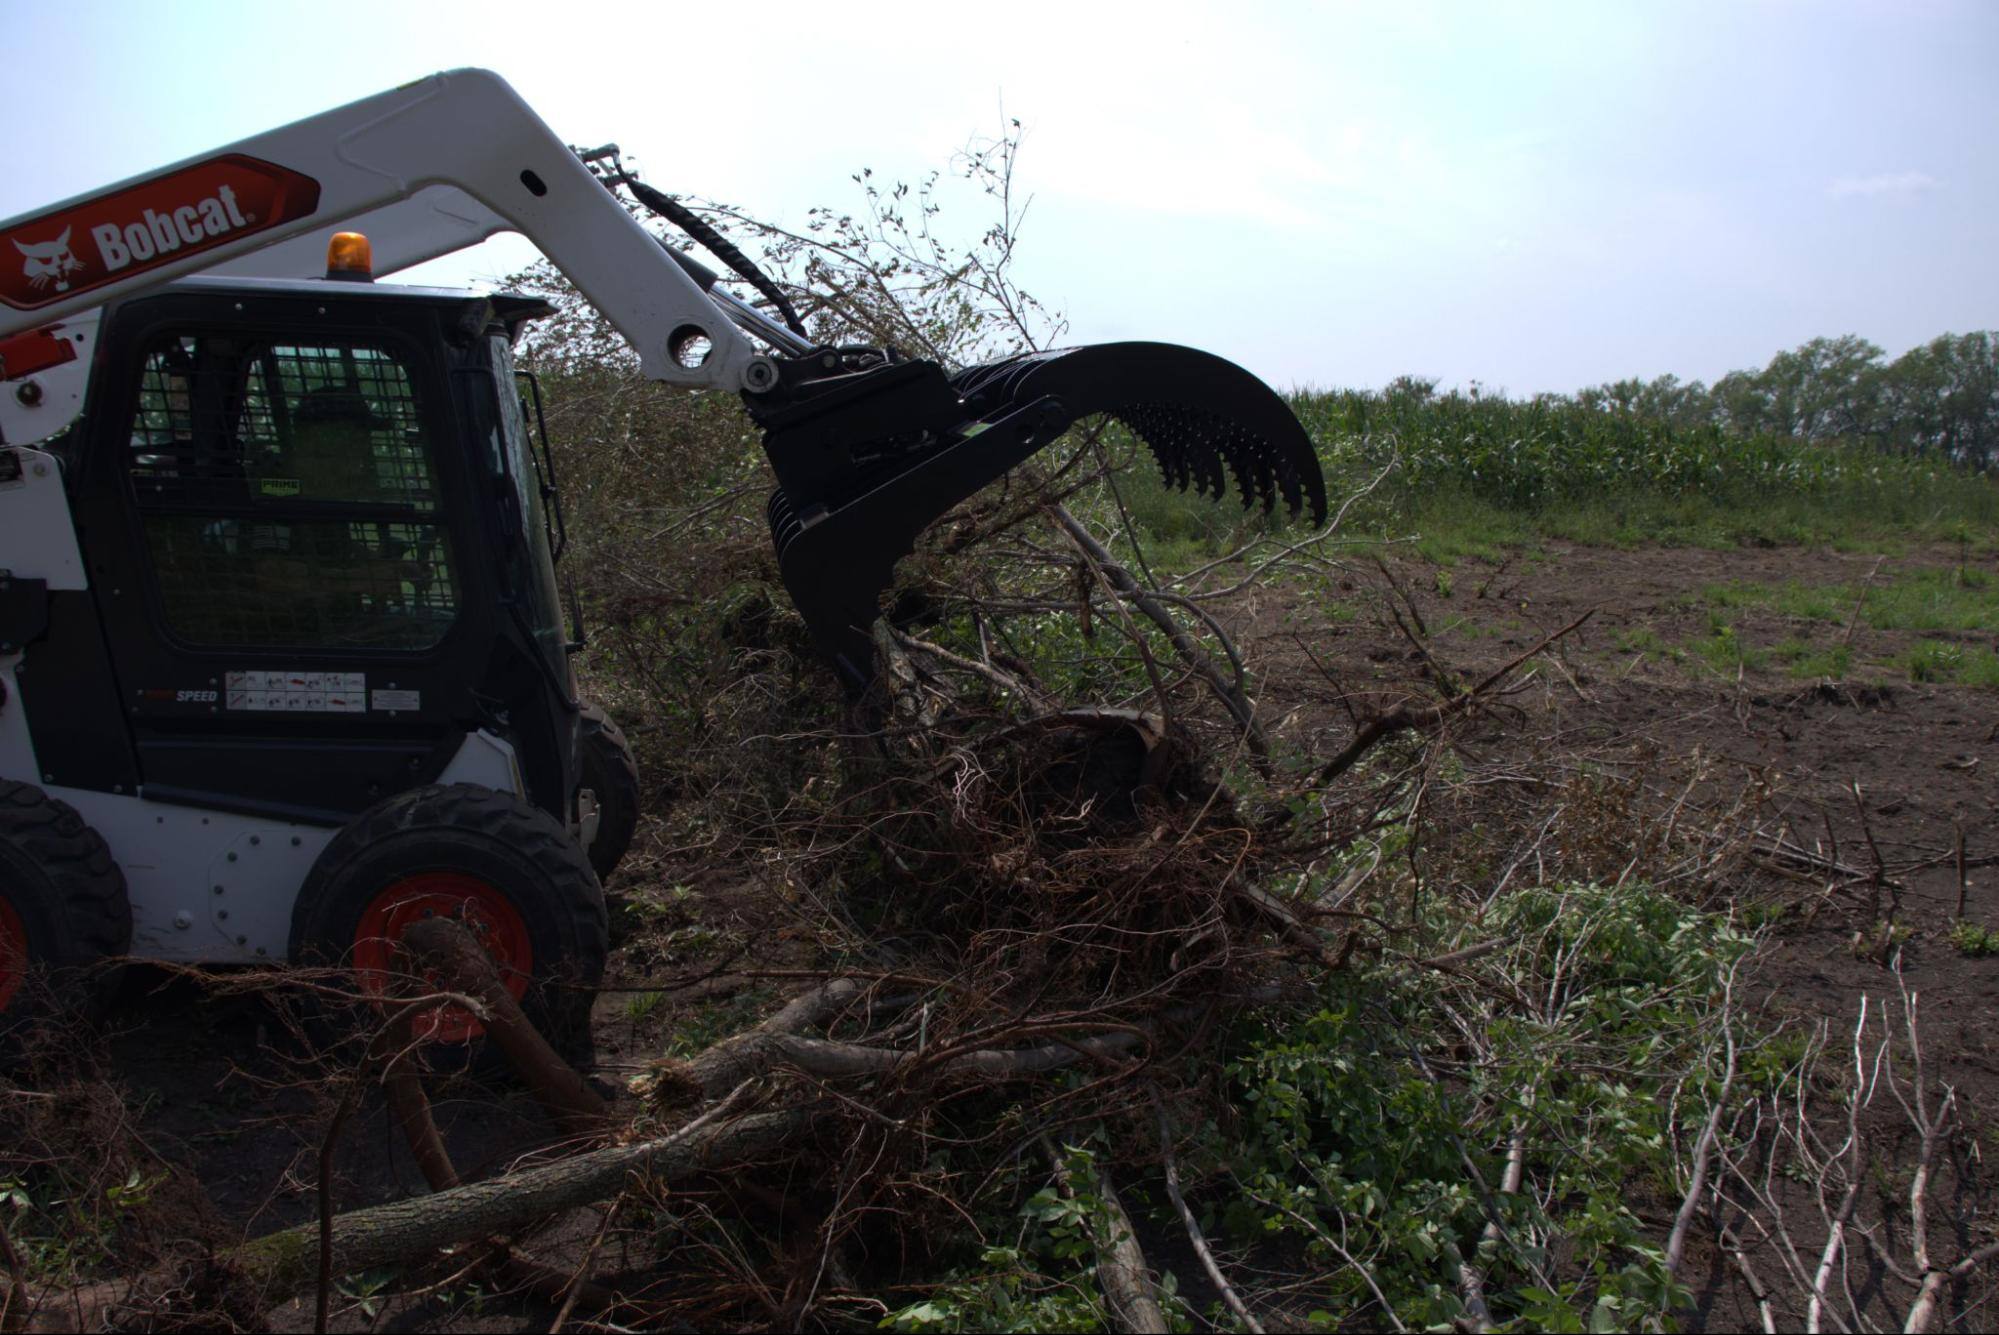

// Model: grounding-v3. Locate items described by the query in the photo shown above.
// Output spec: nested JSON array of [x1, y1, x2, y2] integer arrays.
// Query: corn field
[[1297, 385, 1996, 513]]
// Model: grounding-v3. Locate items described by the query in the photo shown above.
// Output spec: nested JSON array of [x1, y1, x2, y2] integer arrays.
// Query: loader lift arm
[[0, 67, 1325, 697], [0, 69, 774, 392]]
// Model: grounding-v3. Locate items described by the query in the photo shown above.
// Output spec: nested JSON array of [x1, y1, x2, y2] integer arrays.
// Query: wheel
[[0, 781, 131, 1036], [578, 702, 640, 883], [289, 783, 608, 1061]]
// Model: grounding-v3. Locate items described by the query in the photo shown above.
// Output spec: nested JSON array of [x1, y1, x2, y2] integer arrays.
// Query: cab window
[[124, 332, 459, 651]]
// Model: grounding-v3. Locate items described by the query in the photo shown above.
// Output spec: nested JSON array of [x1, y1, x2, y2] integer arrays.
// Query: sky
[[5, 0, 1994, 396]]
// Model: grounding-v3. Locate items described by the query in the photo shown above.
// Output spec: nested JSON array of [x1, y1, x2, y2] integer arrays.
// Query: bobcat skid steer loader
[[0, 69, 1325, 1055]]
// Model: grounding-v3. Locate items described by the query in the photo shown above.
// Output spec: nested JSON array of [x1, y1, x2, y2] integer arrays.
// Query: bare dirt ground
[[1263, 539, 1997, 1061], [1273, 542, 1996, 1038], [32, 539, 1997, 1331]]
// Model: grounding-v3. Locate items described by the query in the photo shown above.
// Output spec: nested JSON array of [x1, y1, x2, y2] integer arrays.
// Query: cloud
[[1828, 171, 1938, 198]]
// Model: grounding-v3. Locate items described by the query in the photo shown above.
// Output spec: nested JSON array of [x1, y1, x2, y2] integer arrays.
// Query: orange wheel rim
[[0, 897, 25, 1012], [351, 873, 533, 1044]]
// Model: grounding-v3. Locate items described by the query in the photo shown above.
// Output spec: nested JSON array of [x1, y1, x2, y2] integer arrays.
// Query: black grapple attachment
[[743, 342, 1327, 696]]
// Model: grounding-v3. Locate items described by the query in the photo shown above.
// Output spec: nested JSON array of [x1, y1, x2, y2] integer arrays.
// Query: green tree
[[1758, 334, 1887, 441], [1710, 367, 1775, 436], [1883, 332, 1999, 469]]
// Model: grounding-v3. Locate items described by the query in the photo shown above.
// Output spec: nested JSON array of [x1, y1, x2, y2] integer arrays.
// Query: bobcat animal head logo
[[15, 227, 84, 293]]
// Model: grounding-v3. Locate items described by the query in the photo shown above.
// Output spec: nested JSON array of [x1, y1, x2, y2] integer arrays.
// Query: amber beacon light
[[324, 231, 374, 281]]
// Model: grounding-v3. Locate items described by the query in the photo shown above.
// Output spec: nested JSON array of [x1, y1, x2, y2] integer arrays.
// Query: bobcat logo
[[15, 227, 84, 293]]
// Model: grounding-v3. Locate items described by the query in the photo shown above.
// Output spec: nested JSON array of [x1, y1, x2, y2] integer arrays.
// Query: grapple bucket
[[749, 341, 1325, 696]]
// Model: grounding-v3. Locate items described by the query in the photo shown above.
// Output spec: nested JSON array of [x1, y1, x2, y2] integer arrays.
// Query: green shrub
[[1217, 882, 1750, 1330], [1948, 920, 1999, 957]]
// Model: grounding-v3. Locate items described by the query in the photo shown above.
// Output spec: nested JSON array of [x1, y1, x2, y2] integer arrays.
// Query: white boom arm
[[0, 69, 777, 436]]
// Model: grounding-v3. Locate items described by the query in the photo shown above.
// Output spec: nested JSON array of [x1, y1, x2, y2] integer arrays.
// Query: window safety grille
[[125, 334, 460, 651]]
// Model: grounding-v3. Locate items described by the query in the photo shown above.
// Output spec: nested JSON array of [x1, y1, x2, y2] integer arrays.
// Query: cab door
[[67, 291, 498, 824]]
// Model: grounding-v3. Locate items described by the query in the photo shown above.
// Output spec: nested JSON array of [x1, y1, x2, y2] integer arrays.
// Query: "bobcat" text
[[90, 186, 250, 271]]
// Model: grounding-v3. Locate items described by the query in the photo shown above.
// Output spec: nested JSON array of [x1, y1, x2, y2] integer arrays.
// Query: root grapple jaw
[[747, 341, 1327, 697]]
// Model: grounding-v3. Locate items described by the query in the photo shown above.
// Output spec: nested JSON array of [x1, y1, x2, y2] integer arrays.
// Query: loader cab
[[30, 275, 583, 831]]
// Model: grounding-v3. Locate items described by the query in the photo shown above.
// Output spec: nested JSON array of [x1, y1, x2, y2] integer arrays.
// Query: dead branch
[[892, 625, 1053, 710], [11, 976, 1281, 1329], [1371, 555, 1430, 639], [245, 1085, 780, 1303], [8, 1089, 775, 1333], [1153, 1094, 1265, 1334], [1664, 959, 1739, 1286], [1717, 1220, 1780, 1335], [1313, 610, 1595, 786], [1906, 1239, 1999, 1335], [547, 1198, 620, 1335], [1050, 501, 1271, 763], [696, 994, 1264, 1097], [397, 917, 609, 1136], [684, 977, 871, 1098], [1841, 556, 1886, 647], [1711, 983, 1999, 1335], [314, 1075, 362, 1335], [381, 1046, 459, 1192], [1228, 877, 1350, 971]]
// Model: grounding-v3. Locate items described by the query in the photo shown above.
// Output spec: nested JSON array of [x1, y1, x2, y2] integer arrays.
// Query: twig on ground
[[1716, 1220, 1780, 1335], [1152, 1093, 1265, 1334], [1664, 959, 1740, 1286], [315, 1075, 364, 1335], [1313, 611, 1594, 786], [547, 1197, 621, 1335], [1841, 557, 1886, 647]]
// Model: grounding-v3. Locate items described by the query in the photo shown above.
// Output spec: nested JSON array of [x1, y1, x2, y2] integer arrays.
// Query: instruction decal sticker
[[225, 670, 366, 713]]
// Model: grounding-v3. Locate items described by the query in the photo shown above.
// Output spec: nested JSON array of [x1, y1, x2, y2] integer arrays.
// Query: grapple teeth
[[1123, 405, 1173, 493], [954, 343, 1328, 525], [1218, 421, 1261, 513]]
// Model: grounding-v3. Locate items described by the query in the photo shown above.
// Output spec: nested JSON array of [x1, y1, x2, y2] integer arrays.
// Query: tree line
[[1382, 332, 1997, 471], [1567, 331, 1998, 470]]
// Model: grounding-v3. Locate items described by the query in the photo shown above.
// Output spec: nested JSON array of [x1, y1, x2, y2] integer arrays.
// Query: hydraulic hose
[[622, 178, 809, 339]]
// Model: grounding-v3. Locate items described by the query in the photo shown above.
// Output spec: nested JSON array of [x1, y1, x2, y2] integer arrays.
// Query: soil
[[1252, 541, 1997, 1059], [17, 539, 1998, 1331]]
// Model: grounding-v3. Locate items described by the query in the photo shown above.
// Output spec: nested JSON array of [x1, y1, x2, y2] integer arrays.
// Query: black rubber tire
[[289, 783, 608, 1062], [578, 702, 641, 883], [0, 780, 131, 1037]]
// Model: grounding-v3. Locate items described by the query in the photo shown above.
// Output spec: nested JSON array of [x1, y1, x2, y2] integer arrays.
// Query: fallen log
[[7, 1091, 794, 1332], [1045, 1136, 1167, 1334], [241, 1089, 793, 1299]]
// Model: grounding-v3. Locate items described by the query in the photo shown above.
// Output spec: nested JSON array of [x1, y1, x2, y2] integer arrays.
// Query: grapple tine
[[1217, 419, 1265, 513], [959, 344, 1328, 525], [1128, 404, 1196, 496], [749, 341, 1326, 698]]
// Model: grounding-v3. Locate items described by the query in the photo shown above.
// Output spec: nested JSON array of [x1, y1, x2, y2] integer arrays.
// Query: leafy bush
[[1218, 882, 1752, 1330]]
